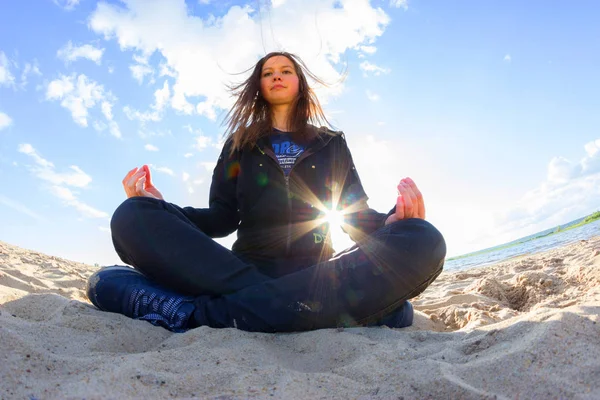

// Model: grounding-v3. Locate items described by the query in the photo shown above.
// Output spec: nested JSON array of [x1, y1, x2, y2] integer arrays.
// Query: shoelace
[[128, 288, 189, 331]]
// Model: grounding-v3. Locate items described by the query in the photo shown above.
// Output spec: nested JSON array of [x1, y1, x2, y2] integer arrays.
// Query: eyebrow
[[262, 65, 294, 72]]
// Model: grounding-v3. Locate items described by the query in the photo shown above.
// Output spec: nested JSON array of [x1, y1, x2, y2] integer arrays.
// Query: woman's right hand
[[122, 165, 164, 200]]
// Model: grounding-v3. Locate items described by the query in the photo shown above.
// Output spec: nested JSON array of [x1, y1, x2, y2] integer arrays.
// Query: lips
[[271, 84, 285, 90]]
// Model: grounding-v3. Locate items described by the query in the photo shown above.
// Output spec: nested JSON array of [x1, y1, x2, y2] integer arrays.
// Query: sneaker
[[368, 301, 414, 328], [86, 266, 196, 332]]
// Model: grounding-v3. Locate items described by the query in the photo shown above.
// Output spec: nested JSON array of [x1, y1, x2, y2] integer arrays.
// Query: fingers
[[396, 177, 426, 220], [397, 180, 416, 218], [135, 175, 147, 195], [122, 166, 147, 198], [122, 167, 138, 185], [395, 194, 405, 220], [142, 164, 153, 187], [397, 183, 413, 218], [405, 177, 425, 219]]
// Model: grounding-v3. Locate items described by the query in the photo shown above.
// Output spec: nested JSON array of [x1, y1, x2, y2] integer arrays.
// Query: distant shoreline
[[448, 210, 600, 262]]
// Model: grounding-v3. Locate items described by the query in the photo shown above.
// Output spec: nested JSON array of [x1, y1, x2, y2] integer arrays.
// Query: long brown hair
[[224, 52, 332, 154]]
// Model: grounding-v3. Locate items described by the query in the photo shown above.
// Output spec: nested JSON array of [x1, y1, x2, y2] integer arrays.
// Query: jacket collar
[[256, 125, 339, 154]]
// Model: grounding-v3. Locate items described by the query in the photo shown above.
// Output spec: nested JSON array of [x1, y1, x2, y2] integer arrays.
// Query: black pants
[[111, 197, 446, 332]]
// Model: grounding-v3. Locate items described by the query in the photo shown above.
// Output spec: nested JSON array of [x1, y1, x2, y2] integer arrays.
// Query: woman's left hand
[[384, 177, 426, 225]]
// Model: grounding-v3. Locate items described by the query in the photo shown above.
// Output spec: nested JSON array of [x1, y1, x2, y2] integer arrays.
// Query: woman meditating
[[86, 52, 446, 333]]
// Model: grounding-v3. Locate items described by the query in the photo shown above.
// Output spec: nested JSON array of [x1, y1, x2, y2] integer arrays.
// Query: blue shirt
[[270, 130, 306, 176]]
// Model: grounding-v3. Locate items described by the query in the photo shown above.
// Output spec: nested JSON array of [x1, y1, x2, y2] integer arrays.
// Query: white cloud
[[108, 121, 121, 138], [359, 45, 377, 55], [130, 63, 154, 84], [46, 74, 121, 138], [46, 75, 75, 99], [88, 0, 391, 118], [0, 51, 16, 87], [123, 80, 171, 124], [547, 156, 574, 184], [476, 137, 600, 251], [360, 61, 391, 76], [153, 166, 174, 176], [46, 165, 93, 188], [153, 81, 171, 111], [145, 144, 159, 151], [366, 89, 379, 101], [159, 62, 176, 78], [49, 185, 78, 201], [49, 185, 108, 218], [20, 61, 42, 88], [0, 194, 44, 220], [200, 161, 216, 172], [390, 0, 408, 9], [17, 143, 107, 219], [93, 120, 107, 132], [504, 54, 511, 62], [123, 106, 161, 123], [582, 139, 600, 174], [57, 41, 105, 64], [489, 176, 600, 248], [101, 101, 113, 120], [196, 99, 217, 120], [53, 0, 80, 10], [182, 172, 190, 181], [184, 125, 213, 153], [213, 135, 227, 150], [99, 226, 111, 233], [133, 54, 149, 64], [271, 0, 287, 7], [17, 143, 54, 168], [138, 129, 171, 139], [184, 152, 194, 158], [18, 145, 91, 188], [194, 135, 212, 151], [0, 111, 12, 130]]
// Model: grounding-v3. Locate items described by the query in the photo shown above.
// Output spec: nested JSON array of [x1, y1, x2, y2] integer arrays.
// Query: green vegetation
[[447, 210, 600, 261], [565, 210, 600, 231]]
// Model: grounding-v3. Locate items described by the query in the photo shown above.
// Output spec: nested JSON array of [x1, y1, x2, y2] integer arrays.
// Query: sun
[[324, 209, 345, 231], [322, 209, 354, 254]]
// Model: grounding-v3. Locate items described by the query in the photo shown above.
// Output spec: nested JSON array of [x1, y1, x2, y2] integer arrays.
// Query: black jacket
[[177, 127, 393, 276]]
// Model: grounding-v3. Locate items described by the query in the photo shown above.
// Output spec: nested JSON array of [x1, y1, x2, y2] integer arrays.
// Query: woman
[[86, 52, 446, 333]]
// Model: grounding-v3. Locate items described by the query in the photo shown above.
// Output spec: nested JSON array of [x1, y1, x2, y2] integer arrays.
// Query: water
[[445, 219, 600, 272]]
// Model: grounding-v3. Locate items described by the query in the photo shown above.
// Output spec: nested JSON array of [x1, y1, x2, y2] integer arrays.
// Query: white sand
[[1, 238, 599, 399]]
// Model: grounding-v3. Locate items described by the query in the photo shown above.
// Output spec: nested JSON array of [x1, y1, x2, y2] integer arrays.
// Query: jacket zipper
[[256, 135, 332, 256], [257, 145, 294, 254], [285, 175, 292, 253]]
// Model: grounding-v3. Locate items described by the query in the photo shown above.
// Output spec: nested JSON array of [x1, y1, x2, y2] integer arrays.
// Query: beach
[[1, 238, 599, 399]]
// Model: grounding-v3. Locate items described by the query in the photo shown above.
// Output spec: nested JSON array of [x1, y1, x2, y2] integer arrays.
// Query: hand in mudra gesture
[[385, 177, 425, 225], [122, 164, 164, 200]]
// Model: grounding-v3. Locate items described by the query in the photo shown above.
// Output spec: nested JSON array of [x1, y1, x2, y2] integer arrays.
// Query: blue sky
[[1, 0, 599, 266]]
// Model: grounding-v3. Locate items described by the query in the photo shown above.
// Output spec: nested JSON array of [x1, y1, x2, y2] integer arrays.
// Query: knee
[[389, 218, 447, 274], [418, 219, 446, 267], [110, 197, 162, 238]]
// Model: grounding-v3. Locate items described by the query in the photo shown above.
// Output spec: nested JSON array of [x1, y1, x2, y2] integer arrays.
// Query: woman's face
[[260, 55, 300, 107]]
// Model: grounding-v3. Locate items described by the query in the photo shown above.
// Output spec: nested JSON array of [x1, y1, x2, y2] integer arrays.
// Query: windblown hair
[[224, 52, 332, 154]]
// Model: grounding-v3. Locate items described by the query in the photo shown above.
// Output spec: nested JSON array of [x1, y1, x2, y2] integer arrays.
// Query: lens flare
[[324, 209, 345, 231]]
